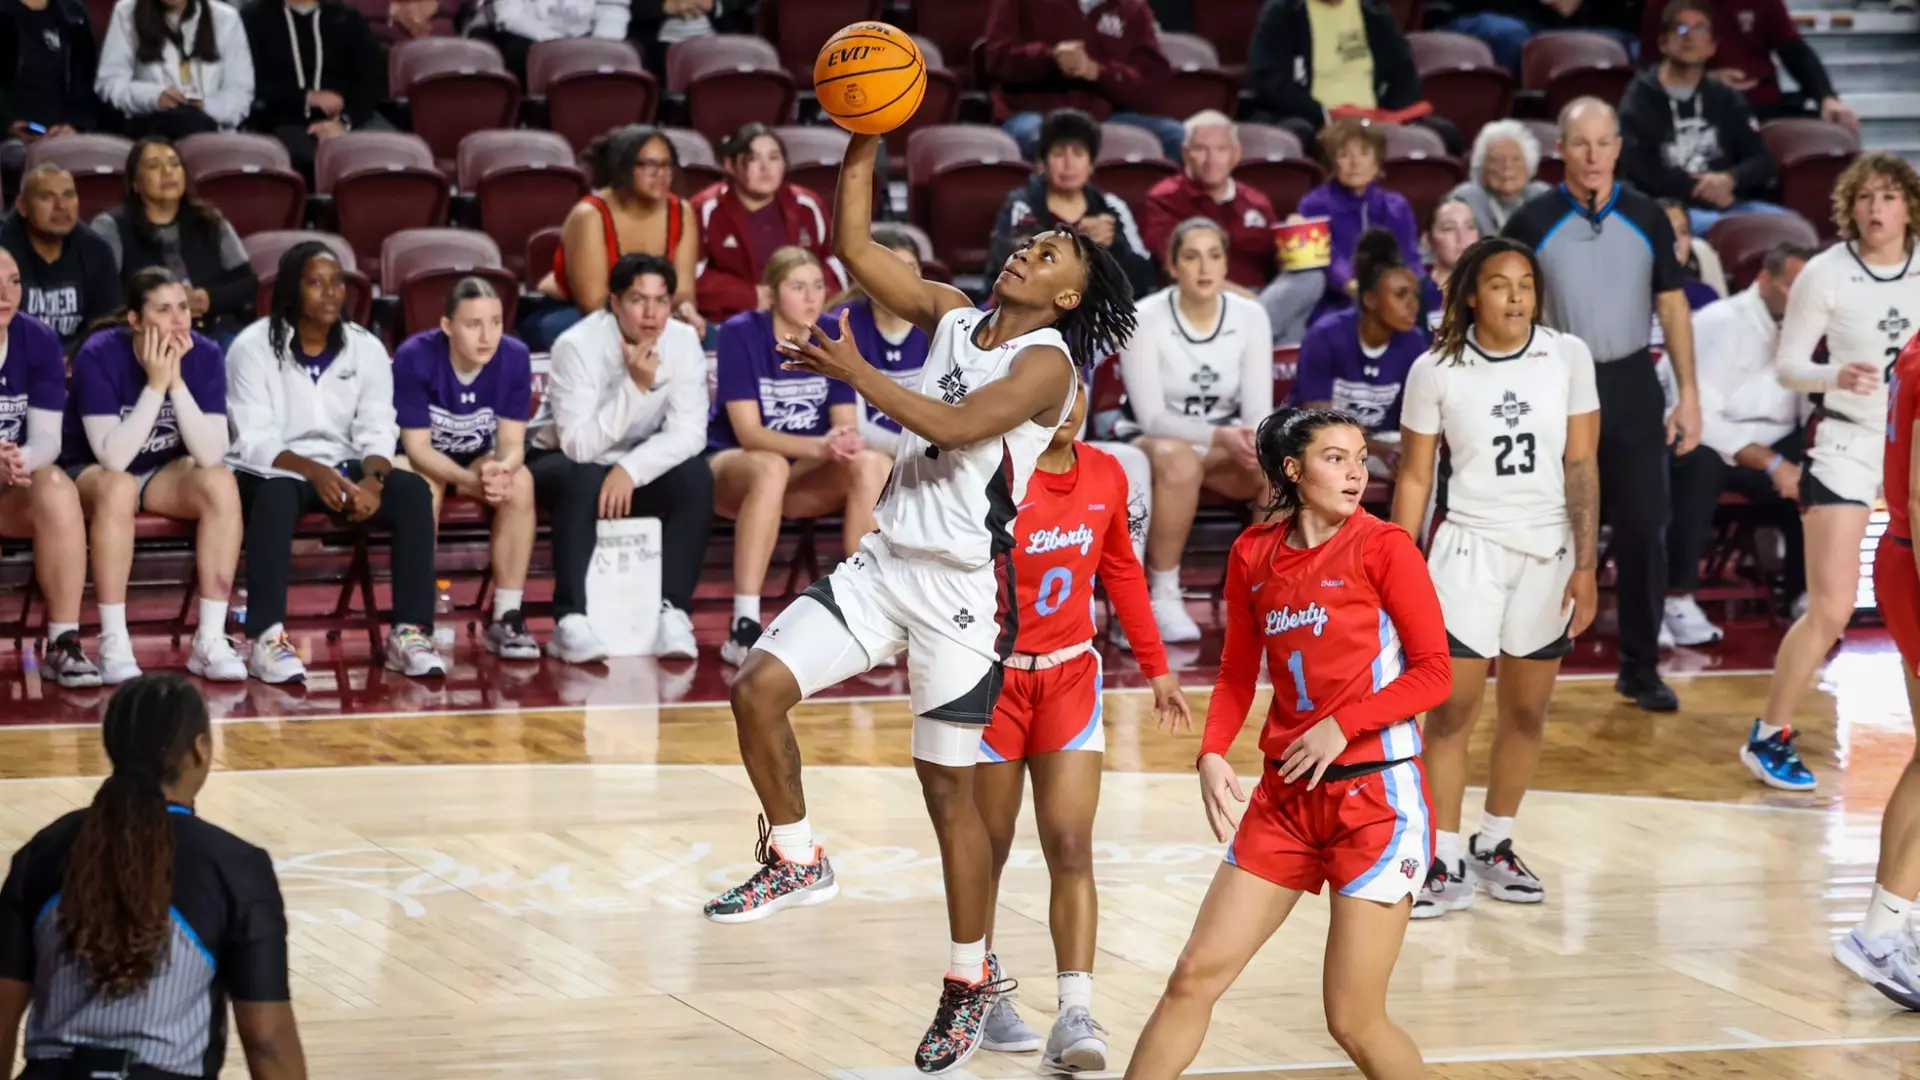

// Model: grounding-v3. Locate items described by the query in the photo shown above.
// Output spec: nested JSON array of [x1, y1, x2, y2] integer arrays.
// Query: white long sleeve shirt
[[1118, 286, 1274, 445], [1774, 241, 1920, 429], [1692, 285, 1804, 465], [224, 318, 397, 474], [95, 0, 255, 128], [479, 0, 628, 42], [528, 310, 708, 486]]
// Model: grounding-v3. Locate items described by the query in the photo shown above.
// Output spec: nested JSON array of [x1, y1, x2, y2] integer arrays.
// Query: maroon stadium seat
[[912, 0, 990, 88], [661, 127, 725, 197], [176, 132, 307, 235], [314, 132, 451, 277], [1191, 0, 1265, 72], [1159, 33, 1239, 120], [1408, 32, 1514, 145], [382, 228, 520, 338], [757, 0, 884, 83], [665, 36, 797, 147], [456, 130, 588, 278], [1517, 118, 1564, 185], [1386, 0, 1426, 32], [1762, 118, 1860, 240], [1094, 122, 1178, 210], [775, 124, 885, 209], [1520, 32, 1632, 118], [23, 133, 132, 221], [389, 38, 523, 172], [877, 220, 952, 283], [881, 36, 965, 177], [1379, 125, 1465, 233], [1706, 211, 1821, 292], [526, 226, 564, 291], [245, 230, 373, 326], [1233, 123, 1322, 216], [527, 39, 660, 153], [906, 125, 1031, 272]]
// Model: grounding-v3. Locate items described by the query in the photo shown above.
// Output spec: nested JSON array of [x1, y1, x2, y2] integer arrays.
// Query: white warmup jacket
[[224, 317, 397, 475]]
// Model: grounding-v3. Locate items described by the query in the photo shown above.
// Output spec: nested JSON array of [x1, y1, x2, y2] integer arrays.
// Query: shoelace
[[267, 634, 298, 661], [1770, 727, 1806, 764], [50, 633, 89, 666], [396, 626, 436, 653], [1060, 1012, 1108, 1039], [932, 974, 1019, 1039], [498, 610, 531, 639], [1489, 842, 1535, 878]]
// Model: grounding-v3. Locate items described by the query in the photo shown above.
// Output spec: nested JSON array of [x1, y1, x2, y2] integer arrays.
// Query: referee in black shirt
[[1505, 97, 1704, 712], [0, 674, 307, 1080]]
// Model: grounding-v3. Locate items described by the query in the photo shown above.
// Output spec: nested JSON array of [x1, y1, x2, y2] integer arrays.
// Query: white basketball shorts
[[1427, 520, 1575, 661], [1803, 415, 1882, 507]]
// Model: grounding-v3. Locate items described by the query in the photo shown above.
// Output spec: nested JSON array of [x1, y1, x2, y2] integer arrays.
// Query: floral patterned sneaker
[[915, 961, 1016, 1074], [703, 815, 838, 924]]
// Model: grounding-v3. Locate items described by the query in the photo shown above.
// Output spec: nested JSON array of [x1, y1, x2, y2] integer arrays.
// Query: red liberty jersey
[[1201, 510, 1450, 767], [1888, 332, 1920, 540], [1011, 445, 1169, 678]]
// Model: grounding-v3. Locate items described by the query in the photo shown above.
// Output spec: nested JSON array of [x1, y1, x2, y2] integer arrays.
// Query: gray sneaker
[[980, 997, 1041, 1053], [1469, 836, 1545, 904], [1041, 1006, 1108, 1073], [1410, 858, 1475, 920], [1835, 926, 1920, 1009]]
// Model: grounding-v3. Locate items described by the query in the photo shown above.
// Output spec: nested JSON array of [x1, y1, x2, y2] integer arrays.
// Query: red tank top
[[551, 195, 685, 302]]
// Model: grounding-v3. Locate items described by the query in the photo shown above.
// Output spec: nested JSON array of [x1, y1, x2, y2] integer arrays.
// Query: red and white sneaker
[[703, 816, 839, 924]]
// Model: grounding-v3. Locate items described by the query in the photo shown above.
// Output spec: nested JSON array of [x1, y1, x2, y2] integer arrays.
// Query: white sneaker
[[546, 613, 609, 665], [1662, 594, 1723, 647], [1835, 926, 1920, 1009], [1151, 588, 1202, 643], [484, 610, 542, 662], [97, 631, 142, 686], [1410, 858, 1476, 919], [383, 625, 446, 679], [187, 634, 247, 682], [1042, 1006, 1109, 1073], [656, 601, 698, 660], [43, 632, 103, 689], [247, 627, 307, 685], [1658, 620, 1675, 650]]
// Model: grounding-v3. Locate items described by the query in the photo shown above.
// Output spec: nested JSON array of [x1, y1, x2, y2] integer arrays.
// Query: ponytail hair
[[1352, 227, 1410, 301], [1255, 406, 1364, 516], [58, 674, 210, 998]]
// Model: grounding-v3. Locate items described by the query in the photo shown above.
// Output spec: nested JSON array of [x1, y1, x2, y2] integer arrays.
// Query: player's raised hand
[[1149, 673, 1192, 735], [1563, 567, 1598, 638], [1197, 752, 1245, 842], [1278, 716, 1348, 790], [777, 309, 871, 383]]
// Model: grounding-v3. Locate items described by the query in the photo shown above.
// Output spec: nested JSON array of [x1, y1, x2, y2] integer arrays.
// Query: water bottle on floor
[[434, 580, 455, 649]]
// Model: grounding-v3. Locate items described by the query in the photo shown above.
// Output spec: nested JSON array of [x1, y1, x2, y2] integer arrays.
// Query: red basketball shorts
[[979, 650, 1104, 762], [1226, 759, 1432, 904], [1880, 536, 1920, 677]]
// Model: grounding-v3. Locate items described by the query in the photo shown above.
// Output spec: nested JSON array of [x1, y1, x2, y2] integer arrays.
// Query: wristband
[[1765, 454, 1783, 475]]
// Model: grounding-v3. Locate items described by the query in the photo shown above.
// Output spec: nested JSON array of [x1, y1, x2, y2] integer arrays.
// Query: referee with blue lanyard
[[1503, 97, 1705, 713], [0, 674, 306, 1080]]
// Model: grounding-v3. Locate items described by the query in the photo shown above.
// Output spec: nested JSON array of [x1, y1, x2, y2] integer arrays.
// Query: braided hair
[[1052, 227, 1139, 370], [58, 674, 210, 998], [1431, 236, 1545, 366], [266, 241, 348, 364]]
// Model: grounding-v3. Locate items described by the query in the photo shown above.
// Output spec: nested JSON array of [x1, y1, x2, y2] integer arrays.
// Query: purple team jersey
[[833, 298, 929, 435], [1288, 309, 1427, 434], [709, 309, 854, 451], [0, 314, 68, 451], [392, 329, 534, 465], [63, 328, 224, 474]]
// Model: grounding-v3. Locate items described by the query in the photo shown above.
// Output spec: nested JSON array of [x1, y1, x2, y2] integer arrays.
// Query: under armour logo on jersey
[[304, 365, 324, 382], [1490, 390, 1532, 430], [1244, 209, 1268, 228], [885, 348, 902, 365], [722, 236, 739, 248], [1097, 12, 1124, 36], [1265, 602, 1329, 637], [952, 608, 976, 629], [937, 366, 970, 404], [1362, 365, 1380, 379], [1737, 9, 1754, 31], [1882, 309, 1912, 342], [458, 391, 476, 405]]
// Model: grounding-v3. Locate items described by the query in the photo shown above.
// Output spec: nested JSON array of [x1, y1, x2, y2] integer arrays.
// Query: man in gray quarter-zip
[[1503, 96, 1704, 715]]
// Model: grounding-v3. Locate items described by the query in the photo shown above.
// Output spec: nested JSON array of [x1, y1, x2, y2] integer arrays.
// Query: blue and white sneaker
[[1739, 720, 1816, 791], [1835, 926, 1920, 1009]]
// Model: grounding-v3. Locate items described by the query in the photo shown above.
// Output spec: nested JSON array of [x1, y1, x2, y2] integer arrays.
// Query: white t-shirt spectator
[[95, 0, 255, 128]]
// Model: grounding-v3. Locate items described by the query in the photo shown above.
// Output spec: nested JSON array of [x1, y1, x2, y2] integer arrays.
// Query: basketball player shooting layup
[[703, 130, 1140, 1076]]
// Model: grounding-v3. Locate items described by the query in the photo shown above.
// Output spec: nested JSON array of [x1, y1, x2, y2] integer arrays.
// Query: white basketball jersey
[[1399, 326, 1600, 559], [875, 307, 1075, 570], [1131, 286, 1269, 425], [1775, 242, 1920, 428]]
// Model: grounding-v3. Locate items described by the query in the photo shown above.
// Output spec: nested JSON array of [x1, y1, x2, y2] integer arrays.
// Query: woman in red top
[[1125, 408, 1451, 1080]]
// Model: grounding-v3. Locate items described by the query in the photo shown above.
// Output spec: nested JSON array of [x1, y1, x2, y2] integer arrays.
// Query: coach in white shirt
[[528, 252, 714, 662], [1664, 241, 1815, 645]]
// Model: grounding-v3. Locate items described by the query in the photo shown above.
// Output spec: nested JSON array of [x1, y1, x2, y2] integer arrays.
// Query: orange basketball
[[814, 22, 926, 136]]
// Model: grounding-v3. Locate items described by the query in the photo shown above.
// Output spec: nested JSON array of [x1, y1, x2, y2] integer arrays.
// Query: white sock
[[1057, 971, 1092, 1012], [1866, 885, 1913, 939], [769, 817, 813, 862], [1149, 567, 1181, 597], [1476, 814, 1513, 852], [1435, 829, 1462, 867], [48, 621, 78, 642], [948, 938, 987, 983], [1755, 720, 1786, 741], [195, 598, 228, 643], [734, 594, 761, 624], [493, 589, 524, 619], [98, 603, 128, 640]]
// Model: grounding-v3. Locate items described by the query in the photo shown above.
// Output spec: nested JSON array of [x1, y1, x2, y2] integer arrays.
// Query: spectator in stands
[[62, 268, 245, 686], [987, 109, 1158, 310], [471, 0, 627, 84], [529, 125, 702, 352], [1638, 0, 1857, 130], [226, 241, 446, 684], [0, 250, 103, 689], [0, 0, 100, 174], [828, 226, 931, 456], [628, 0, 754, 77], [0, 676, 307, 1080], [1273, 119, 1426, 341], [528, 252, 712, 664], [692, 123, 841, 328], [1621, 0, 1785, 235], [1422, 195, 1479, 333], [1446, 0, 1641, 76], [1448, 119, 1551, 239], [1664, 241, 1812, 646], [95, 0, 254, 138], [1142, 111, 1302, 316], [1287, 227, 1427, 474], [1660, 197, 1728, 308], [393, 278, 540, 663], [92, 137, 258, 347], [243, 0, 385, 184], [982, 0, 1185, 161], [707, 247, 891, 666], [0, 166, 121, 352], [362, 0, 468, 45], [1121, 218, 1274, 643], [1246, 0, 1463, 155]]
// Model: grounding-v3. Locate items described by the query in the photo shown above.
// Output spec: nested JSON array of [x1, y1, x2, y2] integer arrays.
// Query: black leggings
[[234, 464, 438, 639], [1595, 355, 1672, 680], [1668, 432, 1807, 598], [528, 450, 714, 619]]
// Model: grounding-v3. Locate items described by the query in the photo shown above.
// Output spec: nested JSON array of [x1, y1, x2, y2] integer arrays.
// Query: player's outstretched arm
[[833, 134, 973, 335]]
